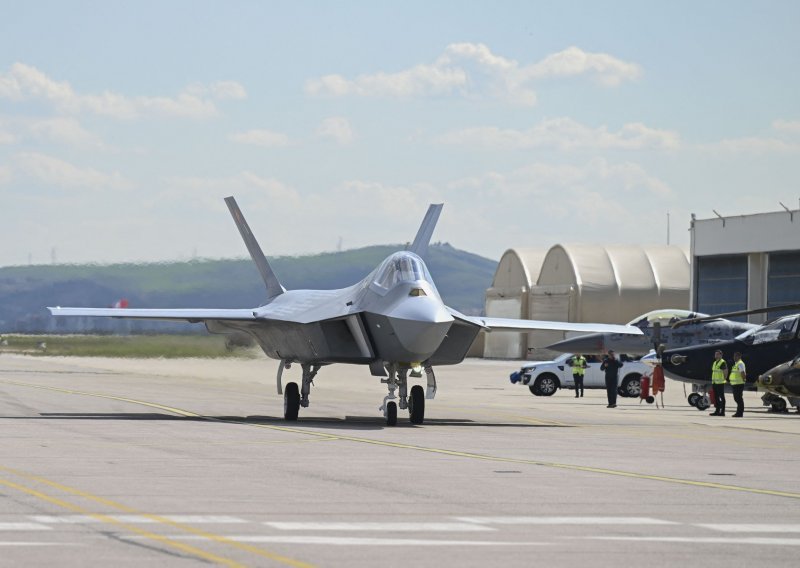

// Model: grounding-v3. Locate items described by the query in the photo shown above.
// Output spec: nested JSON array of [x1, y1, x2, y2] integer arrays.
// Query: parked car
[[509, 353, 648, 397]]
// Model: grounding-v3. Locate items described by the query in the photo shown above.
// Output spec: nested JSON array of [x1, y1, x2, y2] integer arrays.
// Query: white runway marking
[[585, 536, 800, 546], [456, 516, 678, 525], [697, 524, 800, 533], [0, 542, 79, 547], [265, 522, 494, 532], [0, 523, 52, 531], [30, 515, 246, 524], [169, 535, 547, 546]]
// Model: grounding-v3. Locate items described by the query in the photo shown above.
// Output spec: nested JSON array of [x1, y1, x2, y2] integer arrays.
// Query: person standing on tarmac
[[729, 351, 747, 417], [571, 354, 587, 398], [600, 350, 623, 408], [710, 349, 728, 416]]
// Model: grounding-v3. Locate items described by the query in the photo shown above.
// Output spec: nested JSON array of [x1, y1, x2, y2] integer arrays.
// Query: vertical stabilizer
[[408, 203, 443, 259], [224, 196, 285, 299]]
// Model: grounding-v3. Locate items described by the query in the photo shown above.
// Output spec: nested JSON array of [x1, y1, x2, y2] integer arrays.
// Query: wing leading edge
[[47, 307, 258, 323], [457, 313, 644, 336]]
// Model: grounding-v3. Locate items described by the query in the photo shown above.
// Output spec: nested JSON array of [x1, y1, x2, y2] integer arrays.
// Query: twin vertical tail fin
[[408, 203, 443, 260], [224, 196, 285, 299]]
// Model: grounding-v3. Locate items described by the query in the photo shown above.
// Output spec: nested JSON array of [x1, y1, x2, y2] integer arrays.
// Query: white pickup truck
[[510, 353, 649, 398]]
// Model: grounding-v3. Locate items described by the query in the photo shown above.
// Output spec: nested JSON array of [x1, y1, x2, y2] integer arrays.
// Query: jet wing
[[47, 307, 258, 323], [459, 314, 644, 336]]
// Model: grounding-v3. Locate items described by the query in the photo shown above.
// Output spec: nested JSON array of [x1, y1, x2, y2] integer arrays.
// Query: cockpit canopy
[[735, 314, 799, 344], [627, 309, 706, 327], [372, 252, 437, 295]]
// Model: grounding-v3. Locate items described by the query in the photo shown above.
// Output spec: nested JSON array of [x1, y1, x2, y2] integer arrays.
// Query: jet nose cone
[[386, 298, 454, 357]]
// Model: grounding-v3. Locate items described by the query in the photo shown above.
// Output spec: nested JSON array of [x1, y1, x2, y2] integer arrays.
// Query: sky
[[1, 1, 799, 267]]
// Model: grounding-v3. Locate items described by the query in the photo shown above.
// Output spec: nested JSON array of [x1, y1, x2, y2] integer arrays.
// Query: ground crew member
[[730, 351, 746, 417], [600, 350, 623, 408], [710, 349, 728, 416], [571, 354, 587, 398]]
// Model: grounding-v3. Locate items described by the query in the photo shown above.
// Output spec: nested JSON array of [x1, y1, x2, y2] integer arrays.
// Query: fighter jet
[[662, 311, 800, 412], [759, 355, 800, 413], [49, 198, 642, 426], [548, 309, 757, 356]]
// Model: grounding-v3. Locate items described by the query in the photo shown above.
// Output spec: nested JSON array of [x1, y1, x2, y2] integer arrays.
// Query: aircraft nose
[[386, 298, 454, 355]]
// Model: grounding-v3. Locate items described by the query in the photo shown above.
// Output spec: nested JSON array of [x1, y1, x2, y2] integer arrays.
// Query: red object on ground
[[652, 365, 665, 393], [640, 376, 650, 400]]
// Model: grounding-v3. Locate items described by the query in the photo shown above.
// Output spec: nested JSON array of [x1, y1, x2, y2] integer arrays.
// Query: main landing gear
[[280, 362, 319, 421], [379, 363, 436, 426]]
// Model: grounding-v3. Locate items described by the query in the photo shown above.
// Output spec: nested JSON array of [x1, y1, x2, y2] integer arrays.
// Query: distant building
[[484, 244, 690, 359], [690, 208, 800, 323]]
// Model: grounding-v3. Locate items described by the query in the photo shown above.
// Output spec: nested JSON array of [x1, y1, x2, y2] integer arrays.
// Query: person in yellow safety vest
[[729, 351, 747, 417], [571, 354, 587, 398], [709, 349, 729, 416]]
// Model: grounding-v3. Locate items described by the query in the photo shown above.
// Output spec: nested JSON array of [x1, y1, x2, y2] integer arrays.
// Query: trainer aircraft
[[49, 198, 642, 426]]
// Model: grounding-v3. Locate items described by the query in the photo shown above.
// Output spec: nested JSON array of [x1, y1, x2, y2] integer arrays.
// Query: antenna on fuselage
[[408, 204, 443, 260], [224, 196, 285, 299]]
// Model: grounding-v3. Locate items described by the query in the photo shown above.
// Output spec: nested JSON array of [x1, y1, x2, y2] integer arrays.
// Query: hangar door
[[484, 288, 526, 359], [527, 285, 574, 354]]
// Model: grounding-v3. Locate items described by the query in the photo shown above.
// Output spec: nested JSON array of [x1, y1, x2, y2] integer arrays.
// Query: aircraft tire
[[771, 398, 788, 413], [284, 382, 300, 421], [687, 393, 700, 407], [386, 401, 397, 426], [695, 396, 710, 411], [409, 385, 425, 425]]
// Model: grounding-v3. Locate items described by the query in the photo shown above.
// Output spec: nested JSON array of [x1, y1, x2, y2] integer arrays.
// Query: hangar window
[[695, 255, 747, 319], [768, 251, 800, 318]]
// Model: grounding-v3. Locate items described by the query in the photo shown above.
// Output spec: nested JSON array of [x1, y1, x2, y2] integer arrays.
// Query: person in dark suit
[[601, 349, 624, 408]]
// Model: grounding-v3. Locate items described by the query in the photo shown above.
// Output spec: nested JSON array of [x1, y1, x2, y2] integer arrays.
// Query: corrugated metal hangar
[[484, 244, 690, 359], [691, 208, 800, 323]]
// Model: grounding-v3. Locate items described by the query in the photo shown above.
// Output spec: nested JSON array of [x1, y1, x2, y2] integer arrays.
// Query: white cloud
[[13, 152, 133, 190], [306, 43, 640, 105], [165, 172, 300, 205], [28, 117, 105, 147], [229, 129, 290, 147], [0, 129, 14, 144], [710, 137, 800, 154], [522, 46, 642, 86], [0, 63, 247, 119], [437, 117, 679, 150], [772, 119, 800, 133], [315, 117, 355, 145]]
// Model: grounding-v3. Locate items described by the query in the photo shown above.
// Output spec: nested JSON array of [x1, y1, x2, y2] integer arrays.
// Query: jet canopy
[[627, 309, 706, 327], [372, 252, 437, 293], [735, 314, 799, 344]]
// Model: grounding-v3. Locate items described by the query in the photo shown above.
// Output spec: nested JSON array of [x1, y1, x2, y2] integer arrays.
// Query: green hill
[[0, 243, 496, 333]]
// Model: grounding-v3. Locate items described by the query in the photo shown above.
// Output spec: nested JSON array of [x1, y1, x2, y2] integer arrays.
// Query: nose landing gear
[[379, 363, 431, 426]]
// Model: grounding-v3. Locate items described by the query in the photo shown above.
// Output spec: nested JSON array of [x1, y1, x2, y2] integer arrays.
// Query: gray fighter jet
[[548, 309, 757, 357], [49, 197, 641, 426]]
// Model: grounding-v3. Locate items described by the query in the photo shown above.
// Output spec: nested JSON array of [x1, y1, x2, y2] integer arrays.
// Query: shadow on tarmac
[[3, 412, 572, 430]]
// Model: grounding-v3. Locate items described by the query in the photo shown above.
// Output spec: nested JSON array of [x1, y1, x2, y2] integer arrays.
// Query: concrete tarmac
[[0, 354, 799, 568]]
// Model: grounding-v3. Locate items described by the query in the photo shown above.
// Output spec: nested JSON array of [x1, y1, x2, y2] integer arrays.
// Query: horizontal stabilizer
[[225, 196, 285, 299], [409, 203, 443, 259]]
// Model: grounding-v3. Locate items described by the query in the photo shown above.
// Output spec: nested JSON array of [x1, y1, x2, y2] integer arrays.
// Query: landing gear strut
[[282, 362, 319, 421], [379, 363, 433, 426]]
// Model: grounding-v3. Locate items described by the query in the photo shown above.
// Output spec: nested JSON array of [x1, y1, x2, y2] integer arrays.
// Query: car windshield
[[735, 315, 799, 344], [373, 252, 434, 291]]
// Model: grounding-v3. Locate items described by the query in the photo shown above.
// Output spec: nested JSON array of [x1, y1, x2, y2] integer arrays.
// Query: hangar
[[484, 244, 690, 359], [691, 207, 800, 323]]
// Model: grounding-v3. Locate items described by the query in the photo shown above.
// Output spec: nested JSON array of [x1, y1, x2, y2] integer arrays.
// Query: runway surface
[[1, 354, 799, 567]]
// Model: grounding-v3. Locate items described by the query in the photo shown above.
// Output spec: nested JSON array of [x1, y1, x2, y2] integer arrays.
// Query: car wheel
[[621, 374, 642, 398], [533, 374, 559, 396], [528, 385, 540, 396]]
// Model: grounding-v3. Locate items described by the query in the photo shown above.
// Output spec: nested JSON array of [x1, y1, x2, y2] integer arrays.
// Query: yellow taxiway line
[[4, 379, 800, 502]]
